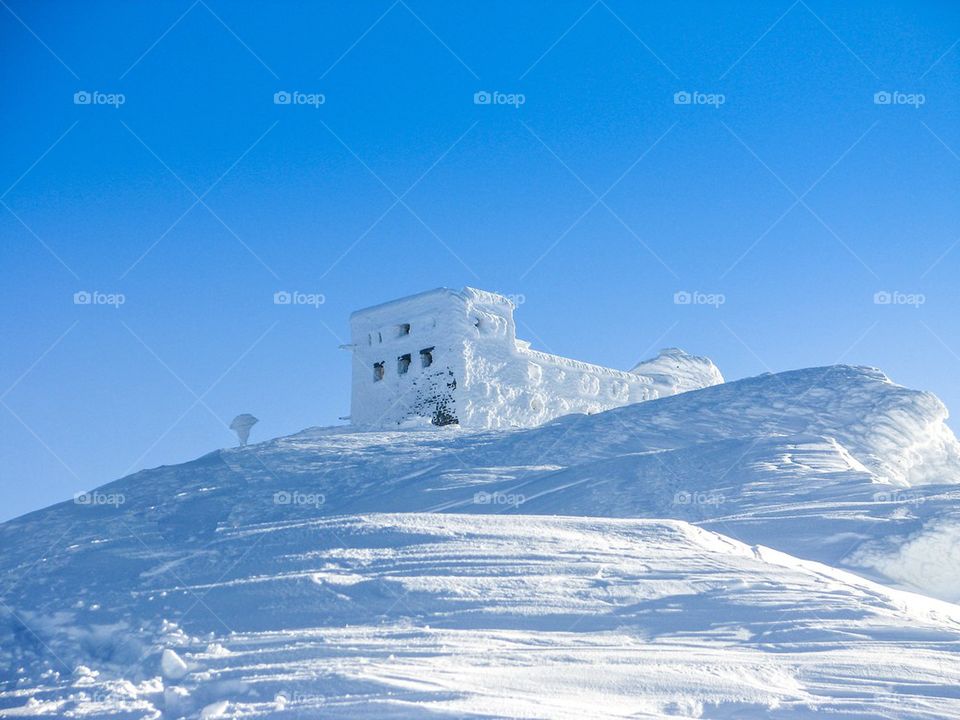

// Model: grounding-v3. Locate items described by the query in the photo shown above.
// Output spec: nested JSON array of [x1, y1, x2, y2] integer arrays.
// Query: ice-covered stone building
[[346, 287, 723, 429]]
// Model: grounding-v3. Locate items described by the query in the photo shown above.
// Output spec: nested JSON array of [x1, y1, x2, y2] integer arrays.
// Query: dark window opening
[[373, 362, 384, 382], [398, 323, 410, 336], [398, 353, 411, 375], [420, 347, 434, 368]]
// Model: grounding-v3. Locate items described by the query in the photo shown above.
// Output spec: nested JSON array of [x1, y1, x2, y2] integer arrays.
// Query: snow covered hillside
[[2, 364, 959, 718]]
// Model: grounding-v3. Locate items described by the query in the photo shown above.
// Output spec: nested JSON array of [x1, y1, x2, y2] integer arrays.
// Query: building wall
[[349, 289, 468, 427]]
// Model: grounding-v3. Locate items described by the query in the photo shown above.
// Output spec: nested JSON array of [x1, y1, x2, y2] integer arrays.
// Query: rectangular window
[[397, 353, 411, 375], [397, 323, 410, 337], [373, 362, 384, 382], [420, 347, 434, 368]]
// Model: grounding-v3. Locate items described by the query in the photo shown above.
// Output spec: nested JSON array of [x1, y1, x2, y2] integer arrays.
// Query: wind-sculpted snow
[[480, 364, 960, 488], [1, 364, 959, 717], [2, 515, 960, 718], [629, 347, 724, 397]]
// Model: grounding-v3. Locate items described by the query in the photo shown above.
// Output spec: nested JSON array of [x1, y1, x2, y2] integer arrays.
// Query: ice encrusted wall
[[348, 287, 724, 429]]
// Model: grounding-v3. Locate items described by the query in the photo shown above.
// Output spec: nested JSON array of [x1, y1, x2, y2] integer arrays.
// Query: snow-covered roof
[[349, 287, 463, 320], [350, 287, 514, 321]]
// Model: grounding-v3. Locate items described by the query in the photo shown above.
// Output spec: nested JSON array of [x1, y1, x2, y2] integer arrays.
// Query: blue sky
[[1, 0, 958, 521]]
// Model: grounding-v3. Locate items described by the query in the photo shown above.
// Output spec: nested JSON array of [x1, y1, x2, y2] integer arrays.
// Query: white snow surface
[[629, 346, 724, 396], [2, 364, 960, 718]]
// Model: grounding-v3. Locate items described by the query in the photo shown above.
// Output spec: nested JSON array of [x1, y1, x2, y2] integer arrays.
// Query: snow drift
[[629, 346, 724, 397]]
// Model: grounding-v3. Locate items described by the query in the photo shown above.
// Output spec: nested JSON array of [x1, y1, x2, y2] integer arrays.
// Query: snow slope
[[1, 364, 959, 718]]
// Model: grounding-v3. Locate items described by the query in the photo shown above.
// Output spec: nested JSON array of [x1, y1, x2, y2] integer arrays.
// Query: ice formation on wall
[[347, 287, 723, 428]]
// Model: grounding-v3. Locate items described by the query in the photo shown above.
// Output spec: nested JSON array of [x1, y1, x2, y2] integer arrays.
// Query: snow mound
[[160, 648, 188, 680], [501, 364, 960, 488], [629, 347, 724, 396]]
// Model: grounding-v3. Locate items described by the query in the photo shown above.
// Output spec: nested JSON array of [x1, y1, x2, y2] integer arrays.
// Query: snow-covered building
[[346, 287, 723, 428]]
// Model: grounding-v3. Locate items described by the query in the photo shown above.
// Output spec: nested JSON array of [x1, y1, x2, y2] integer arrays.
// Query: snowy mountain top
[[2, 362, 959, 717], [525, 363, 960, 486]]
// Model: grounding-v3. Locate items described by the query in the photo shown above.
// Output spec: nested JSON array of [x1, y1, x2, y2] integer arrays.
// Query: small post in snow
[[229, 414, 259, 447]]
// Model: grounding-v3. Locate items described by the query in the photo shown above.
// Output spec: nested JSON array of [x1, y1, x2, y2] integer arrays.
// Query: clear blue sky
[[2, 0, 958, 521]]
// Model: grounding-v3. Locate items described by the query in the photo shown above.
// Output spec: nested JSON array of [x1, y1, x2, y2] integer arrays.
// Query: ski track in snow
[[1, 365, 960, 718]]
